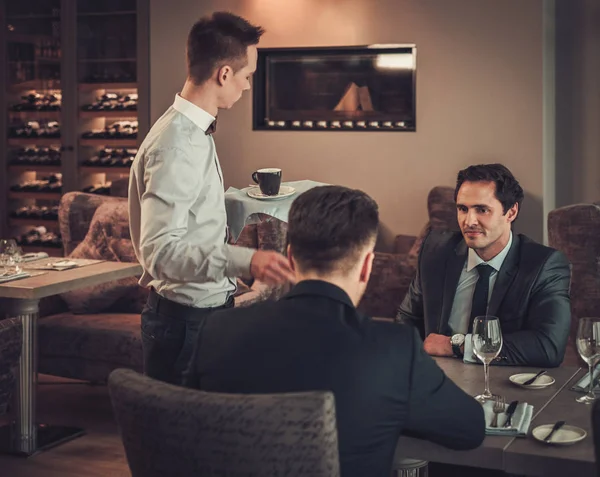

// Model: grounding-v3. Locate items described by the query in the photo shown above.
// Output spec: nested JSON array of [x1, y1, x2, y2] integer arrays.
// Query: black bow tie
[[205, 119, 217, 135]]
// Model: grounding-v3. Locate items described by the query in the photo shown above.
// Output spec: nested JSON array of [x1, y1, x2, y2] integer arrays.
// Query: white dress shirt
[[448, 232, 513, 335], [129, 94, 255, 308]]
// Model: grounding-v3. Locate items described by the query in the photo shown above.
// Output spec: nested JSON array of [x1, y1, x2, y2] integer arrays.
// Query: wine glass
[[0, 239, 22, 275], [575, 317, 600, 404], [472, 315, 503, 403]]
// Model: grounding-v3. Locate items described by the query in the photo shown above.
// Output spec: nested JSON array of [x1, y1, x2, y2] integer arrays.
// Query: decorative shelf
[[7, 80, 61, 92], [8, 191, 62, 200], [6, 14, 60, 20], [80, 138, 137, 147], [19, 244, 63, 257], [79, 110, 137, 119], [80, 166, 130, 174], [77, 10, 136, 17], [8, 138, 62, 147], [8, 111, 61, 120], [9, 218, 60, 231], [8, 165, 62, 174], [79, 58, 136, 63], [78, 82, 137, 91]]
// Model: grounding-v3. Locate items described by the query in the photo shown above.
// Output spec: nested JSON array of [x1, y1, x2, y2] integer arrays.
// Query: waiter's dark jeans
[[140, 288, 233, 386]]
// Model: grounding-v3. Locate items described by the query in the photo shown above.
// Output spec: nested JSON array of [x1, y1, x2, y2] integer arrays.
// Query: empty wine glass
[[576, 317, 600, 404], [472, 315, 503, 403], [0, 239, 22, 275]]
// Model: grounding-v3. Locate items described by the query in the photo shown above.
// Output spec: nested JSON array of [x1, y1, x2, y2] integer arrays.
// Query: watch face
[[451, 334, 465, 346]]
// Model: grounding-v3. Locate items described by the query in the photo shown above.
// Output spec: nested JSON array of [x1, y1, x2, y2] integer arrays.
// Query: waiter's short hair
[[186, 12, 264, 85]]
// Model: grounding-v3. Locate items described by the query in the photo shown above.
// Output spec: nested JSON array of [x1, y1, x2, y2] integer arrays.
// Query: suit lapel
[[439, 240, 468, 334], [487, 234, 520, 317]]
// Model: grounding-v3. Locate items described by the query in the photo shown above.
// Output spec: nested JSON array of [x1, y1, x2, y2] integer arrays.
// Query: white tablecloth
[[225, 180, 328, 240]]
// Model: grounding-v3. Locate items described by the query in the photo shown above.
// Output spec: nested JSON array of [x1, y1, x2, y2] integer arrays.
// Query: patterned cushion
[[108, 369, 340, 477], [359, 252, 415, 318], [406, 186, 458, 267], [59, 192, 125, 255], [38, 312, 142, 376], [60, 201, 146, 314]]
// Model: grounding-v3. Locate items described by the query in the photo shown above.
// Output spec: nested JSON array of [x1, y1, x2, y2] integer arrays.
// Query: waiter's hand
[[250, 250, 296, 285], [423, 333, 453, 357]]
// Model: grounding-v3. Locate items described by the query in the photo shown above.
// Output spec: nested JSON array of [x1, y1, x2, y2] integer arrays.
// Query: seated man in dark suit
[[397, 164, 571, 367], [189, 185, 485, 477]]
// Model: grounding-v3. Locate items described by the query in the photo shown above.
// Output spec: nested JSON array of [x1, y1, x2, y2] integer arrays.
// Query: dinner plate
[[509, 373, 555, 389], [246, 185, 296, 200], [532, 424, 586, 445]]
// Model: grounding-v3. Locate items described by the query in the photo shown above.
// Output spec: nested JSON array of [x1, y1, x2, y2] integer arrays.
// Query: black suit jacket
[[191, 280, 485, 477], [397, 231, 571, 367]]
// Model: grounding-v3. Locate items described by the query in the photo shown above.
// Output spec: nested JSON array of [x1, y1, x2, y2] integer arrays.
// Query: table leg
[[0, 298, 84, 456]]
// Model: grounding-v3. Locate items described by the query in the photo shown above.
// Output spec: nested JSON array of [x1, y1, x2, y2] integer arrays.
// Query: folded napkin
[[50, 260, 78, 271], [571, 365, 600, 393], [483, 400, 534, 436], [0, 271, 31, 283]]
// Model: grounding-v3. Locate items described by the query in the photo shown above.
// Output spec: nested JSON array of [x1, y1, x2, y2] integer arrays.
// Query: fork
[[491, 396, 506, 427]]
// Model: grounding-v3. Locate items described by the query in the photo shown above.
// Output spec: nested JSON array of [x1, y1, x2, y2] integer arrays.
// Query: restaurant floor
[[0, 375, 130, 477]]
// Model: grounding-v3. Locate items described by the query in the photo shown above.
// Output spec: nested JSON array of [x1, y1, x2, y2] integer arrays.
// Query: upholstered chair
[[548, 202, 600, 366], [359, 186, 458, 318], [108, 368, 340, 477]]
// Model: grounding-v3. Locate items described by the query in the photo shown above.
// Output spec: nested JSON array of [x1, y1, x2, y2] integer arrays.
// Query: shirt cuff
[[463, 334, 478, 364], [225, 244, 255, 279]]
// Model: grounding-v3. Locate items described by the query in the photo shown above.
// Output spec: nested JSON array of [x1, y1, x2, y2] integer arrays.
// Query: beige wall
[[556, 0, 600, 207], [150, 0, 546, 248]]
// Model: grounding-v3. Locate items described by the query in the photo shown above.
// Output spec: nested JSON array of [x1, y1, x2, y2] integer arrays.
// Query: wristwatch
[[450, 333, 465, 358]]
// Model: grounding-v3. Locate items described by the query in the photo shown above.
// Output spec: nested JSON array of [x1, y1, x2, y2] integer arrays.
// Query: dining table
[[0, 261, 143, 456], [393, 357, 593, 475]]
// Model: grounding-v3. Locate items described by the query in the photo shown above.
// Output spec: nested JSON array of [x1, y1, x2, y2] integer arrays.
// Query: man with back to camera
[[128, 12, 295, 385], [188, 185, 486, 477], [397, 163, 571, 367]]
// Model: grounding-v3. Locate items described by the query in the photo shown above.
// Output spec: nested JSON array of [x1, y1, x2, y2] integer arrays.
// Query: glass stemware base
[[576, 393, 596, 404], [475, 392, 496, 404]]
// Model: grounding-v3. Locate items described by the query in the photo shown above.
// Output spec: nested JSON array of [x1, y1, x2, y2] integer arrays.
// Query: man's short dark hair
[[454, 163, 524, 216], [186, 12, 264, 85], [287, 186, 379, 274]]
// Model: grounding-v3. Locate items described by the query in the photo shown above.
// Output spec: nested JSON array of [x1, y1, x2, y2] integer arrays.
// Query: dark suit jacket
[[191, 280, 485, 477], [397, 231, 571, 367]]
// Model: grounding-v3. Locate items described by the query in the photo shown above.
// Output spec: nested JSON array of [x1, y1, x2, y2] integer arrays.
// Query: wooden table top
[[0, 261, 143, 300], [504, 369, 595, 477], [394, 358, 580, 471]]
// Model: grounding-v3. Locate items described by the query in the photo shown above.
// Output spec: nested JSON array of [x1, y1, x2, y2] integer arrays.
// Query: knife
[[523, 370, 547, 386], [544, 420, 566, 443], [503, 400, 519, 428]]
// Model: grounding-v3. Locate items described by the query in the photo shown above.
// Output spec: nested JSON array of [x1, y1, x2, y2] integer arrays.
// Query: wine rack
[[0, 0, 149, 255]]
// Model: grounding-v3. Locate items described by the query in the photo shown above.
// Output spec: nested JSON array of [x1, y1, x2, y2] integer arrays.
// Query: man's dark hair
[[454, 163, 524, 216], [287, 186, 379, 274], [186, 12, 264, 85]]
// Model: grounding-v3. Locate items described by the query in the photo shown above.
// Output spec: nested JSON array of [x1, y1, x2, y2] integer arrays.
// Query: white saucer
[[247, 185, 296, 200], [532, 424, 587, 445], [509, 373, 555, 389]]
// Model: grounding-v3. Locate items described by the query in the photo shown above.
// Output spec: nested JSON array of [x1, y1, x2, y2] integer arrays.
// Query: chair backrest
[[548, 203, 600, 365], [592, 399, 600, 476], [108, 369, 340, 477], [58, 192, 126, 255], [0, 317, 22, 415], [427, 185, 459, 232]]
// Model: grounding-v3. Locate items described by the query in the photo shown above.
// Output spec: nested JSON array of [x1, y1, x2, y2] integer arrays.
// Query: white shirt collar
[[172, 94, 215, 132], [466, 231, 513, 273]]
